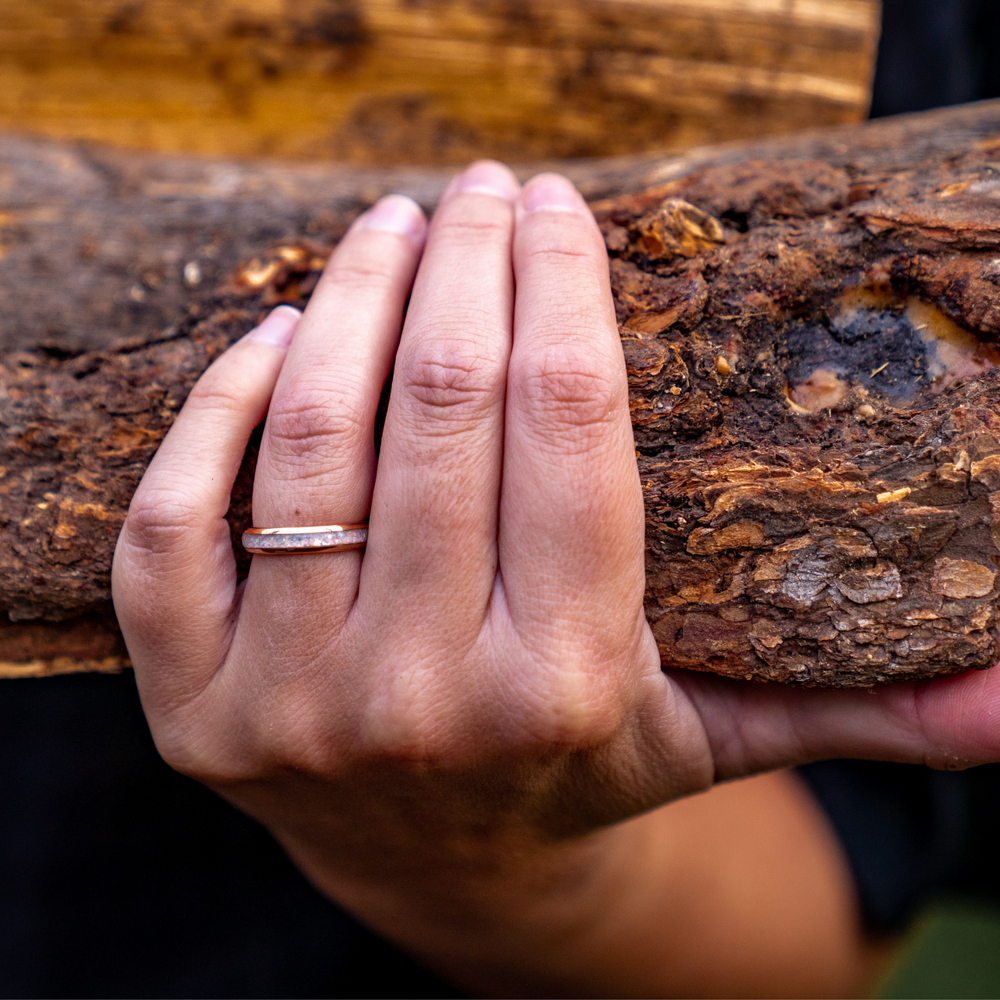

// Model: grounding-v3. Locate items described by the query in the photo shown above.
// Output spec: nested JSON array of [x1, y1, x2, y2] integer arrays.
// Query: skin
[[113, 161, 1000, 998]]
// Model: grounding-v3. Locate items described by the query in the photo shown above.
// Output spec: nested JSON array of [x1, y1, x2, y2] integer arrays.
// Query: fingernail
[[244, 306, 301, 349], [521, 173, 584, 213], [356, 194, 427, 240], [453, 160, 520, 203]]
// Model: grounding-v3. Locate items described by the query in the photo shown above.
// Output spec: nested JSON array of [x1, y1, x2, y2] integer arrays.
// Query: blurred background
[[0, 0, 883, 163], [3, 2, 1000, 998], [1, 1, 998, 165]]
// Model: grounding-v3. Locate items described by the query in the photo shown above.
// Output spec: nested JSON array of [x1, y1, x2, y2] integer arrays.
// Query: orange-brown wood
[[0, 0, 880, 164]]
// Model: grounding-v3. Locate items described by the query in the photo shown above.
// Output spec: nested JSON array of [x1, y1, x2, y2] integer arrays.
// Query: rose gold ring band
[[242, 524, 368, 555]]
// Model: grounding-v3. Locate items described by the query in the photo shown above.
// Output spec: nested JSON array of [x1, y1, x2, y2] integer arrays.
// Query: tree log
[[4, 100, 1000, 684], [0, 0, 879, 164]]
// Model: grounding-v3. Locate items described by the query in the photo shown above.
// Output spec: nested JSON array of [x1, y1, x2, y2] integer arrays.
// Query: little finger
[[112, 307, 300, 705]]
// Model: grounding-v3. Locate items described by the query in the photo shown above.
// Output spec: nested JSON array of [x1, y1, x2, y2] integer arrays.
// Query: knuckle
[[184, 374, 250, 415], [266, 380, 367, 467], [434, 214, 511, 248], [322, 257, 400, 292], [517, 662, 627, 748], [519, 214, 604, 271], [523, 244, 593, 268], [516, 349, 623, 437], [398, 342, 500, 422], [152, 727, 218, 781], [123, 492, 200, 556], [256, 696, 339, 776], [156, 725, 257, 787], [354, 662, 472, 764]]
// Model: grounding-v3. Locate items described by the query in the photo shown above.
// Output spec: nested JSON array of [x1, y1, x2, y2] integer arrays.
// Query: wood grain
[[0, 0, 880, 163]]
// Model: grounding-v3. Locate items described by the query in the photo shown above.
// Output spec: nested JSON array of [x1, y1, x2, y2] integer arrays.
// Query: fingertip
[[915, 663, 1000, 766], [519, 173, 588, 215], [354, 194, 428, 249], [440, 160, 521, 206], [244, 306, 302, 350]]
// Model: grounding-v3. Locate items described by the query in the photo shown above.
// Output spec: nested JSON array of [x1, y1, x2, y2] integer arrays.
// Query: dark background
[[4, 4, 1000, 998], [870, 0, 1000, 118]]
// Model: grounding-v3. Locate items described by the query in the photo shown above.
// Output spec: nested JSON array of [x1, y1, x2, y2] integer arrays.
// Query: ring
[[242, 523, 368, 555]]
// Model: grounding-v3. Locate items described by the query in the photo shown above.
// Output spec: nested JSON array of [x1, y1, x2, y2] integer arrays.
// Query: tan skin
[[599, 770, 897, 998], [112, 161, 1000, 998]]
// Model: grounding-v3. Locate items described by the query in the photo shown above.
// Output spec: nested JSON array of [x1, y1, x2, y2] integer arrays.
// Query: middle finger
[[364, 161, 519, 633]]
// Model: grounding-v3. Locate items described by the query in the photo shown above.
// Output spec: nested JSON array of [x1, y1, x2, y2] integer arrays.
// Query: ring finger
[[248, 195, 427, 623]]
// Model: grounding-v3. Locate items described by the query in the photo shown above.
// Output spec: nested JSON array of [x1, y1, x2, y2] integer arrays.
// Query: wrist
[[277, 816, 652, 991]]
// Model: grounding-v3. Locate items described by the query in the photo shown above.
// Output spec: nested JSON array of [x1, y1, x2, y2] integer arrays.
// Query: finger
[[253, 195, 427, 528], [245, 196, 427, 633], [112, 307, 300, 700], [363, 162, 519, 632], [671, 665, 1000, 777], [501, 174, 645, 650]]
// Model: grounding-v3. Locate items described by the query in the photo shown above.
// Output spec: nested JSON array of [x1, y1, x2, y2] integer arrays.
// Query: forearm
[[279, 771, 885, 999]]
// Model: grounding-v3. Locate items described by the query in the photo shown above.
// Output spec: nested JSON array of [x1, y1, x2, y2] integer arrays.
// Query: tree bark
[[4, 100, 1000, 684]]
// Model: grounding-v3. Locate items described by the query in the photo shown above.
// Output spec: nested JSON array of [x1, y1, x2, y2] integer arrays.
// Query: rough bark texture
[[4, 101, 1000, 684]]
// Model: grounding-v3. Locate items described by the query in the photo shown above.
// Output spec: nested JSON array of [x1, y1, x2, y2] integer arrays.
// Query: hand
[[112, 161, 1000, 995]]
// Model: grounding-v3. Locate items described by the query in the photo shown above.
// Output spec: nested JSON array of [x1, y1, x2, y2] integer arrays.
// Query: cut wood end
[[0, 657, 130, 680]]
